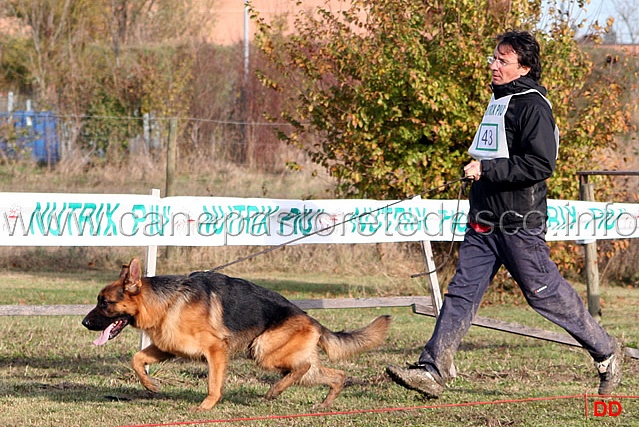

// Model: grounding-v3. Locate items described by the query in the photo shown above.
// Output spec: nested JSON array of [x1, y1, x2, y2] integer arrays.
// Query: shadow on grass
[[0, 351, 397, 409], [8, 379, 206, 406], [0, 354, 271, 407], [0, 354, 128, 373]]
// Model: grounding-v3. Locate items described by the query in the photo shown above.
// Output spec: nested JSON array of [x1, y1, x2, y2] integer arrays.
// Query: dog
[[82, 258, 391, 410]]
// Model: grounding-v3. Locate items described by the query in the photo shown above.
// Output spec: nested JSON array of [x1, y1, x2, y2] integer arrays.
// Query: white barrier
[[2, 192, 639, 246]]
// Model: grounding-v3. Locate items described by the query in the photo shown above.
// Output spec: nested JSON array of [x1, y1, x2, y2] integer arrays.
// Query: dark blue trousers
[[418, 227, 615, 380]]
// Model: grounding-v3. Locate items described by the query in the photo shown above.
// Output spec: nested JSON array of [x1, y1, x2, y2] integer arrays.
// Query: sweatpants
[[418, 226, 616, 381]]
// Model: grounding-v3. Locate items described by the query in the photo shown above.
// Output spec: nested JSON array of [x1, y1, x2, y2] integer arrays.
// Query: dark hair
[[496, 30, 542, 82]]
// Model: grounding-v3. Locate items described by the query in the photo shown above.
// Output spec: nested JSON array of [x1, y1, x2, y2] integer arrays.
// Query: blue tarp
[[0, 111, 59, 164]]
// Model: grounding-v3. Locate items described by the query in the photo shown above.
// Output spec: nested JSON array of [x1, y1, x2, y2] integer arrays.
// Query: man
[[387, 30, 623, 399]]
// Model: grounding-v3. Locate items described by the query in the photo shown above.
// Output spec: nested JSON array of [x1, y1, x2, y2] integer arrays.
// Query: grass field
[[1, 266, 638, 427]]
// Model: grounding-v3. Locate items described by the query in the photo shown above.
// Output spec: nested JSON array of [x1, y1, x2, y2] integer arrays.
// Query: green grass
[[1, 269, 638, 427]]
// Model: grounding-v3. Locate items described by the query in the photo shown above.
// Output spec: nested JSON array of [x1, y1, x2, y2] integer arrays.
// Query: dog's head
[[82, 258, 144, 346]]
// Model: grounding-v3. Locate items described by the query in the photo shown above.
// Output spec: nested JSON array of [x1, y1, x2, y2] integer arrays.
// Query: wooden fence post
[[165, 118, 178, 261], [165, 117, 178, 199], [579, 175, 601, 321]]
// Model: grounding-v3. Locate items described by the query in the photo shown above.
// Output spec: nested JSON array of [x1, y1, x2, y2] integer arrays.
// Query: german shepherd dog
[[82, 258, 391, 410]]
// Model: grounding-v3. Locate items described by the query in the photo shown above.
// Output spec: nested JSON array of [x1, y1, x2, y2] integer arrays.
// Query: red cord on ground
[[114, 393, 639, 427]]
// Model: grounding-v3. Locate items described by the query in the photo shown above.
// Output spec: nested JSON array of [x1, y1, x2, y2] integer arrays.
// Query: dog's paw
[[195, 396, 220, 411], [140, 377, 161, 393], [309, 401, 333, 412], [264, 389, 280, 400]]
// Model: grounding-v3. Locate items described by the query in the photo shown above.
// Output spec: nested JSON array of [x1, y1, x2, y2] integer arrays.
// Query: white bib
[[469, 89, 557, 161]]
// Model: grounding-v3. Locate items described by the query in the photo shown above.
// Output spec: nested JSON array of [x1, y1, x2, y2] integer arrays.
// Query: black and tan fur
[[82, 258, 391, 410]]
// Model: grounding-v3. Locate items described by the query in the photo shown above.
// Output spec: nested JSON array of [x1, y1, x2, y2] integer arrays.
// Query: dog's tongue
[[93, 323, 116, 346]]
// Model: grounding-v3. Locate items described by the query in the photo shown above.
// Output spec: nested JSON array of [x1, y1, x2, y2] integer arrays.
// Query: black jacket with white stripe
[[469, 76, 559, 231]]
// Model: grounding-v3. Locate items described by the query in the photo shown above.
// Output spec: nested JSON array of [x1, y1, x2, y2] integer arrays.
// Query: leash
[[211, 176, 470, 272], [410, 177, 468, 279]]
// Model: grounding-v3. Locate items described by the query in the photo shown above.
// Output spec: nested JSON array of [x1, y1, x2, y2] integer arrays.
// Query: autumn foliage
[[253, 0, 636, 200]]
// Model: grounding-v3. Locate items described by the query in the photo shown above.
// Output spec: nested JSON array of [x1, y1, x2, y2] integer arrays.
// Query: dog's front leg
[[197, 341, 229, 410], [131, 344, 174, 392]]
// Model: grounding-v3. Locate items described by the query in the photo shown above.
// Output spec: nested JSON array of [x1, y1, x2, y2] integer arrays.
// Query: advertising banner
[[1, 192, 638, 246]]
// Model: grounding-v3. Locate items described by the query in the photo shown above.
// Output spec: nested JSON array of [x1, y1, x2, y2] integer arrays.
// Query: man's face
[[489, 44, 531, 86]]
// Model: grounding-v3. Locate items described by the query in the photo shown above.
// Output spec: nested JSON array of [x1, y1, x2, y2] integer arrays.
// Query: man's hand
[[464, 160, 482, 181]]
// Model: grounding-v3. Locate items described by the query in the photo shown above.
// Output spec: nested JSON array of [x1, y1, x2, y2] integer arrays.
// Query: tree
[[253, 0, 634, 200], [2, 0, 215, 155], [612, 0, 639, 44], [4, 0, 103, 106]]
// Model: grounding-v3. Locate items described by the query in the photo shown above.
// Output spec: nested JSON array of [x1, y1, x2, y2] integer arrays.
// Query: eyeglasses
[[487, 56, 518, 68]]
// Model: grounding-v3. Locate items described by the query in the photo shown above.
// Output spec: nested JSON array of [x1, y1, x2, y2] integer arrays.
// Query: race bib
[[469, 89, 553, 161], [475, 123, 499, 152]]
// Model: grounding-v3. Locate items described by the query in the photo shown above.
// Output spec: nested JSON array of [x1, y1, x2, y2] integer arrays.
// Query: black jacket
[[469, 76, 558, 231]]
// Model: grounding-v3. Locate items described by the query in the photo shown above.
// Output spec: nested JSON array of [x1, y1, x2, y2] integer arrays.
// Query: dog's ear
[[124, 258, 143, 295], [118, 264, 129, 279]]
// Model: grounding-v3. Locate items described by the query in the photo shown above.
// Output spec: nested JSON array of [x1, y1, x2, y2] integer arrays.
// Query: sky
[[555, 0, 635, 43], [581, 0, 619, 34], [582, 0, 617, 22], [216, 1, 635, 46]]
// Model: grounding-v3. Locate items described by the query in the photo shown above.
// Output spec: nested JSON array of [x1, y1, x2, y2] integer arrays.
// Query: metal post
[[244, 0, 249, 82]]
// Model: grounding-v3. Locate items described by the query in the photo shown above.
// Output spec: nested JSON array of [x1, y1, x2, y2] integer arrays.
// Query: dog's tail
[[318, 315, 391, 361]]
